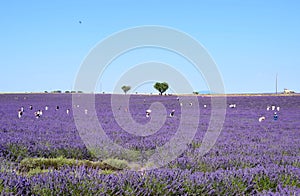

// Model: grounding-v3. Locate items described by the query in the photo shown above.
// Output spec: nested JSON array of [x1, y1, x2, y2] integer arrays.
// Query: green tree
[[121, 85, 131, 94], [154, 82, 169, 95]]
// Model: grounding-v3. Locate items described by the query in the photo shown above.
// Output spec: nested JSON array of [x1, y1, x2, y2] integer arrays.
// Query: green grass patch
[[19, 157, 129, 174], [103, 158, 129, 170]]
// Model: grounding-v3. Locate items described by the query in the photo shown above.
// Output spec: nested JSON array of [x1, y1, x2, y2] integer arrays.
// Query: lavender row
[[0, 164, 299, 195]]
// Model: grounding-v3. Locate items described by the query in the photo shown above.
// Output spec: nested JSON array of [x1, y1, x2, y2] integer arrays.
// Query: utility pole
[[276, 73, 278, 94]]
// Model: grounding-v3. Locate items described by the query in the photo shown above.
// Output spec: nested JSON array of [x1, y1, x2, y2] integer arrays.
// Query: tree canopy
[[154, 82, 169, 95], [121, 85, 131, 94]]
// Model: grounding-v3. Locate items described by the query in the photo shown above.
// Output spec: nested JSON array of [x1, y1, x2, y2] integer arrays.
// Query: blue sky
[[0, 1, 299, 93]]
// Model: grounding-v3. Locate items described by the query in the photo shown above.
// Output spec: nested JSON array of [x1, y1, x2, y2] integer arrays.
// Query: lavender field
[[0, 93, 300, 195]]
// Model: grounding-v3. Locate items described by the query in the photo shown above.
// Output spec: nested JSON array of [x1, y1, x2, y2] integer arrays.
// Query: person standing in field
[[18, 109, 23, 118], [170, 109, 175, 117], [273, 112, 278, 121]]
